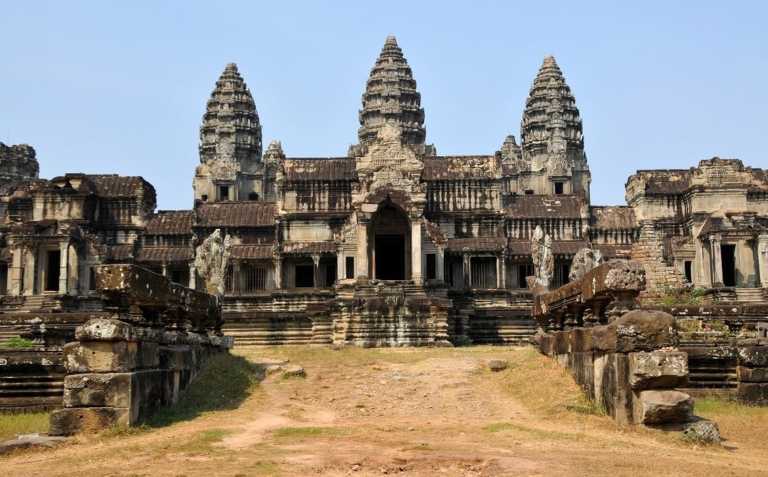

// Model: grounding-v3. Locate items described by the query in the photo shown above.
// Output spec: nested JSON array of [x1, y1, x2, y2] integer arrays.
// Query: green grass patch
[[0, 411, 50, 441], [146, 353, 263, 428], [178, 428, 233, 453], [3, 336, 35, 348], [270, 426, 347, 440], [483, 421, 583, 440], [695, 397, 768, 417]]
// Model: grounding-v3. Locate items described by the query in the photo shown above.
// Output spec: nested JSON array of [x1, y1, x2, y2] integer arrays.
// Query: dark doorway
[[426, 253, 436, 280], [45, 250, 60, 292], [345, 256, 355, 279], [295, 264, 314, 288], [721, 244, 736, 287], [684, 261, 693, 283], [376, 235, 405, 280]]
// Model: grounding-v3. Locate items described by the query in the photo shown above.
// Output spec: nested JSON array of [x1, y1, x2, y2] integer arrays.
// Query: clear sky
[[1, 1, 766, 210]]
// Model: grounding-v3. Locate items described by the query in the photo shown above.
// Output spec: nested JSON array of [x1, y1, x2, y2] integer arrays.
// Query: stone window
[[345, 256, 355, 279], [426, 253, 436, 280], [470, 257, 497, 289], [219, 185, 230, 201], [524, 189, 534, 195], [554, 182, 564, 195], [248, 192, 259, 201], [295, 264, 314, 288], [201, 194, 208, 202]]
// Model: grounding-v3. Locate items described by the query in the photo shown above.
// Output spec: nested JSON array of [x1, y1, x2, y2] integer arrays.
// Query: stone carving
[[569, 244, 603, 282], [529, 226, 553, 291], [0, 142, 39, 180], [194, 228, 232, 296]]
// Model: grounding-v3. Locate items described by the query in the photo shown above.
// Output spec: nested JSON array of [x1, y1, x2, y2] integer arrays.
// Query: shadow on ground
[[145, 353, 264, 428]]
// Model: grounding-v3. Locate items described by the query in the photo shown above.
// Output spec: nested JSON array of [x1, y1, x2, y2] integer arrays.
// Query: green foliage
[[3, 336, 35, 348], [271, 426, 347, 439], [659, 287, 708, 306]]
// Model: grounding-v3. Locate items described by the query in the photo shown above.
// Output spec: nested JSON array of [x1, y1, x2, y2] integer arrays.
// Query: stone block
[[487, 359, 508, 372], [49, 407, 129, 436], [570, 328, 593, 352], [628, 351, 688, 390], [634, 390, 693, 425], [570, 352, 595, 400], [75, 318, 137, 342], [737, 346, 768, 368], [64, 341, 159, 373], [736, 366, 768, 383], [737, 382, 768, 404], [592, 310, 677, 353], [553, 331, 570, 355], [159, 345, 194, 371], [599, 353, 633, 425], [539, 334, 554, 356], [63, 370, 164, 411]]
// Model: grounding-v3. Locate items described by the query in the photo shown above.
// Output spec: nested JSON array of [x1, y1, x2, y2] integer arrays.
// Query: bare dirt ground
[[2, 346, 768, 476]]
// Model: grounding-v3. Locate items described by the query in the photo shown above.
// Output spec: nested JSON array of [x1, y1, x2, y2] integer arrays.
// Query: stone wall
[[0, 348, 64, 412], [48, 265, 231, 435], [538, 311, 694, 426]]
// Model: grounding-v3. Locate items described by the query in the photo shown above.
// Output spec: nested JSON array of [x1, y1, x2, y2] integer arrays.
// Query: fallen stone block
[[282, 365, 306, 378], [592, 310, 677, 353], [49, 407, 129, 436], [629, 351, 688, 390], [635, 390, 693, 425], [487, 359, 508, 372], [682, 419, 721, 445], [0, 433, 68, 454], [736, 366, 768, 383], [63, 370, 164, 410]]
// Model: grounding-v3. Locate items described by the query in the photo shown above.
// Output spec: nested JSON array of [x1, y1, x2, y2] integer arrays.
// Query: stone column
[[710, 235, 723, 287], [758, 234, 768, 289], [23, 247, 35, 296], [436, 249, 445, 282], [161, 263, 168, 276], [499, 255, 507, 289], [463, 255, 471, 288], [411, 219, 422, 284], [68, 244, 79, 295], [694, 238, 711, 287], [9, 246, 23, 296], [58, 241, 69, 295], [337, 251, 344, 281], [188, 264, 196, 290], [356, 218, 369, 279], [273, 256, 283, 289], [495, 255, 502, 289], [312, 254, 321, 288]]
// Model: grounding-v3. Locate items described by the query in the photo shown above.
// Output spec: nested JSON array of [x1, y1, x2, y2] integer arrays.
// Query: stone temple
[[0, 36, 767, 348]]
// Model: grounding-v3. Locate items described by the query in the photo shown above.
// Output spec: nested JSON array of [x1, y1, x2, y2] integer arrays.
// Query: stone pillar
[[161, 264, 168, 276], [463, 255, 471, 288], [68, 244, 79, 295], [9, 246, 23, 296], [411, 219, 422, 284], [312, 254, 321, 288], [337, 251, 344, 281], [694, 238, 711, 287], [356, 218, 369, 279], [495, 255, 501, 289], [436, 249, 444, 282], [188, 264, 196, 290], [59, 242, 69, 294], [500, 255, 507, 289], [273, 256, 283, 289], [710, 235, 723, 287], [23, 247, 35, 296], [758, 234, 768, 289]]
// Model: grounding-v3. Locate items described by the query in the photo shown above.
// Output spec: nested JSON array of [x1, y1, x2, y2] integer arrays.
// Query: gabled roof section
[[505, 195, 587, 219], [196, 201, 276, 228], [282, 158, 357, 181], [423, 156, 500, 180], [145, 210, 194, 235]]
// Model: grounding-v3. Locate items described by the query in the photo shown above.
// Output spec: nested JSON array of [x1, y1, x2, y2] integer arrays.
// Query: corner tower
[[520, 56, 590, 198], [194, 63, 264, 203], [356, 36, 426, 150]]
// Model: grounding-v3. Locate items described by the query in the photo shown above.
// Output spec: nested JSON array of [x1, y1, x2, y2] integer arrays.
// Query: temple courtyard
[[1, 346, 767, 476]]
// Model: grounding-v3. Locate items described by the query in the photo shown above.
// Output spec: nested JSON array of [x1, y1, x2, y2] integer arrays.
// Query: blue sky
[[1, 1, 766, 210]]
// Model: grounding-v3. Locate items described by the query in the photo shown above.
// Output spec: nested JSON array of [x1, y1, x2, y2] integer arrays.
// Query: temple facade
[[0, 36, 766, 347]]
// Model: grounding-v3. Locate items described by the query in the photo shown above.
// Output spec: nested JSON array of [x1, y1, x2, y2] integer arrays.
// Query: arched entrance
[[371, 201, 410, 280]]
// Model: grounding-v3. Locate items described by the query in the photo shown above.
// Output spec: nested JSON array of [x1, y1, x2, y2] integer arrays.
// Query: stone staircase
[[733, 288, 766, 303], [0, 374, 64, 412]]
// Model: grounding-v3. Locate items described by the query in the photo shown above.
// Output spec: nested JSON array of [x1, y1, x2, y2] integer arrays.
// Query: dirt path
[[2, 346, 768, 476]]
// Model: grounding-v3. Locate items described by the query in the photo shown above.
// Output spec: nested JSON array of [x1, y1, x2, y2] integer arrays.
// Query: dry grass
[[0, 412, 49, 441]]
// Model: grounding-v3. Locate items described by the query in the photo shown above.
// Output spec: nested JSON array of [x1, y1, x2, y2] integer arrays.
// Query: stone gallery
[[0, 35, 766, 353]]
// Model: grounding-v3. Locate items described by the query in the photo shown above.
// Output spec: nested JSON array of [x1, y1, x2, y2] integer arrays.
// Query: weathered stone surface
[[592, 310, 677, 353], [75, 318, 137, 342], [282, 365, 306, 378], [63, 340, 159, 373], [569, 246, 603, 282], [682, 419, 721, 445], [194, 228, 231, 297], [635, 390, 693, 425], [736, 366, 768, 382], [487, 359, 508, 372], [628, 351, 688, 390], [49, 407, 129, 435], [0, 433, 67, 454], [737, 346, 768, 368], [737, 382, 768, 404]]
